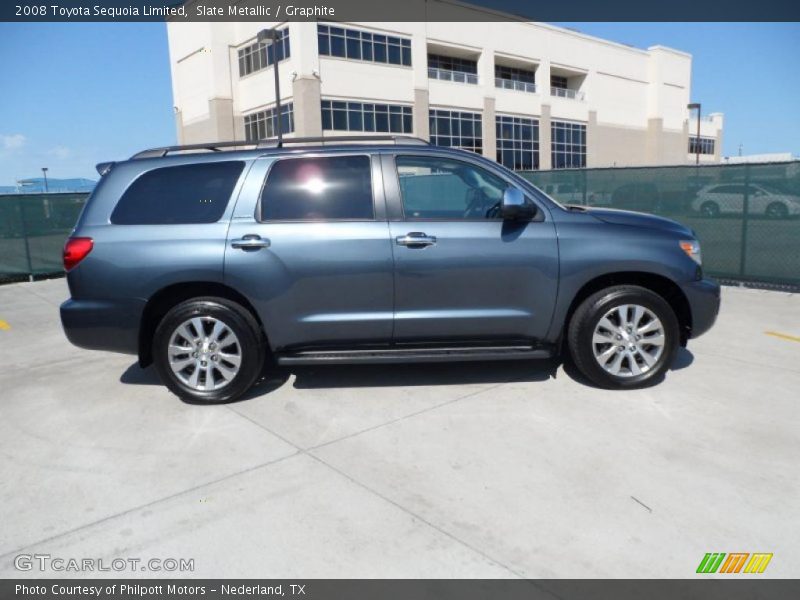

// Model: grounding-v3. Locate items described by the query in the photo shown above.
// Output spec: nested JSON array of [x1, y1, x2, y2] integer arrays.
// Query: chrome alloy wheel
[[168, 316, 242, 391], [591, 304, 665, 378]]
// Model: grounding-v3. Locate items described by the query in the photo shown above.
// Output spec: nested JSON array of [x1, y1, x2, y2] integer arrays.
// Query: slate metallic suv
[[61, 136, 720, 403]]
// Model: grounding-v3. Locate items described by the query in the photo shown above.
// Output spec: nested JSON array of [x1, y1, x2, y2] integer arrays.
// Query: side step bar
[[276, 345, 554, 366]]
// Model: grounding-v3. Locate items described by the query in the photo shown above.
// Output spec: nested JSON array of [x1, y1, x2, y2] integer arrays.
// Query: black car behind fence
[[2, 161, 799, 288]]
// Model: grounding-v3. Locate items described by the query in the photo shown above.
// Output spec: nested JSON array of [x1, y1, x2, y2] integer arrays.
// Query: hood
[[581, 207, 693, 237]]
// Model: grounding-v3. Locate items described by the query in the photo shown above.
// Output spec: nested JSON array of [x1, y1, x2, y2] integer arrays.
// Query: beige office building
[[167, 3, 724, 170]]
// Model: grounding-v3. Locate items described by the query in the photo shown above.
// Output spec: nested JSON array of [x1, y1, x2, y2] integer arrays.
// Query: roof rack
[[130, 135, 429, 159]]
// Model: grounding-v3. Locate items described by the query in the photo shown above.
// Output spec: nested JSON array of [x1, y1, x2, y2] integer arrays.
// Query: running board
[[276, 345, 554, 365]]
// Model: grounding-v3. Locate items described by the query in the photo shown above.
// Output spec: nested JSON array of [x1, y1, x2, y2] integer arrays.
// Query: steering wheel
[[465, 189, 490, 218]]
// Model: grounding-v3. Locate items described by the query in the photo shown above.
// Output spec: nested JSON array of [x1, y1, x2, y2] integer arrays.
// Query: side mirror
[[501, 187, 537, 220]]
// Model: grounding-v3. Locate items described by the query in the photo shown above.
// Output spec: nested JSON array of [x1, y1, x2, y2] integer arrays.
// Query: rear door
[[225, 153, 394, 352], [383, 152, 559, 344]]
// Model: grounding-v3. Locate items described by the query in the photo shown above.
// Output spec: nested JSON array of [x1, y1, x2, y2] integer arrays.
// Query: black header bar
[[3, 0, 800, 22]]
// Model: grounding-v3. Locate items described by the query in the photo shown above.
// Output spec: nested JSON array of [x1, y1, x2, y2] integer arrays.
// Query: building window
[[244, 104, 294, 142], [321, 100, 412, 133], [495, 65, 535, 84], [551, 120, 586, 169], [496, 115, 539, 171], [689, 136, 715, 155], [550, 75, 568, 90], [428, 54, 478, 84], [237, 29, 290, 77], [318, 25, 412, 66], [429, 109, 482, 154]]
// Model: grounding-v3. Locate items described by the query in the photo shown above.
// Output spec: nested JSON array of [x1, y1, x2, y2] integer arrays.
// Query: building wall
[[166, 6, 723, 168]]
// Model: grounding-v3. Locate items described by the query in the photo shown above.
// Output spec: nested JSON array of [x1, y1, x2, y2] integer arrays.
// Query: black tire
[[567, 285, 680, 389], [766, 202, 788, 219], [700, 201, 720, 218], [153, 297, 265, 403]]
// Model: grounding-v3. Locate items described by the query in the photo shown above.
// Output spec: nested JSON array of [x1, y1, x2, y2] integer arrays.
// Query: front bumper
[[682, 278, 721, 339], [60, 298, 145, 355]]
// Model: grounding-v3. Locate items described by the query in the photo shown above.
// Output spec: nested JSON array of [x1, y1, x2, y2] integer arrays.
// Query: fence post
[[739, 164, 751, 278], [18, 197, 34, 282], [581, 169, 588, 206]]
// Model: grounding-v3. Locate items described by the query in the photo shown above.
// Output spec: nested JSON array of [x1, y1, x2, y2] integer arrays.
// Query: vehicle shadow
[[120, 349, 692, 400], [121, 357, 561, 398], [561, 346, 695, 389]]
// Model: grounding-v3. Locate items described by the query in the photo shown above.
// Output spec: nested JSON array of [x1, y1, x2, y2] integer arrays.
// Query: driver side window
[[396, 155, 508, 220]]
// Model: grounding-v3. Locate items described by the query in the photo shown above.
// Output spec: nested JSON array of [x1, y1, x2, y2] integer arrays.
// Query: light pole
[[257, 28, 283, 146], [41, 167, 49, 192], [687, 103, 701, 165]]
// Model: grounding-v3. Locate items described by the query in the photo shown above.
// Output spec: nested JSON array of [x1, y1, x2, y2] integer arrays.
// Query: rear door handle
[[396, 232, 437, 247], [231, 234, 270, 250]]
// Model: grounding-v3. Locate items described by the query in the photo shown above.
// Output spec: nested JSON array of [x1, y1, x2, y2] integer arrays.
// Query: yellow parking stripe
[[0, 320, 10, 331], [765, 331, 800, 343]]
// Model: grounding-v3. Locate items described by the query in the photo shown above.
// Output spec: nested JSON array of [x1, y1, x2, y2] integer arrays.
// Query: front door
[[386, 153, 559, 344], [225, 154, 394, 352]]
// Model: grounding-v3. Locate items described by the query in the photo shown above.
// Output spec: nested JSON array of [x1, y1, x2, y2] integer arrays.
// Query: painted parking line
[[765, 331, 800, 343], [0, 320, 10, 331]]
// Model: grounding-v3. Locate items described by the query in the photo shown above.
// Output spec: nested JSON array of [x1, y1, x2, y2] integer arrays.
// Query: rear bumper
[[60, 298, 144, 355], [682, 278, 721, 339]]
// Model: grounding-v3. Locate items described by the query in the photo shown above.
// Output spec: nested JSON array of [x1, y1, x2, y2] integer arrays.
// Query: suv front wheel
[[153, 297, 265, 403], [567, 285, 680, 388]]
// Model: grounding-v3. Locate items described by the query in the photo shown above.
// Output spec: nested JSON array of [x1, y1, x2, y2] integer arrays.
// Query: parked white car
[[691, 183, 800, 218]]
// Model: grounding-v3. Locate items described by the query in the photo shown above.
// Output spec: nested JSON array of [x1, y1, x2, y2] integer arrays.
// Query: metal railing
[[550, 87, 585, 101], [495, 78, 537, 93], [428, 67, 478, 85]]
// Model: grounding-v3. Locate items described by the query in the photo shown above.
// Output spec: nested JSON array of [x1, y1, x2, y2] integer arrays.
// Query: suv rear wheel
[[153, 297, 265, 403], [567, 285, 679, 388]]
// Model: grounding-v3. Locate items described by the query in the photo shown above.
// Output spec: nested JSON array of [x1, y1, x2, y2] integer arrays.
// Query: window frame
[[389, 153, 539, 223], [237, 28, 290, 78], [254, 153, 382, 223], [550, 120, 586, 169], [321, 99, 413, 134], [317, 24, 412, 67], [428, 109, 483, 155], [496, 114, 540, 171]]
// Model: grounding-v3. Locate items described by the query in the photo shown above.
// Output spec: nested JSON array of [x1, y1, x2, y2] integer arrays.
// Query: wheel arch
[[559, 272, 693, 351], [138, 282, 266, 367]]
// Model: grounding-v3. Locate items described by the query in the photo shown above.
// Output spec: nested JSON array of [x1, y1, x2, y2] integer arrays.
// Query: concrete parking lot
[[0, 278, 798, 578]]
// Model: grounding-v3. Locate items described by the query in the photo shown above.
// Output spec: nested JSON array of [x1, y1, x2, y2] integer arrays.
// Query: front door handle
[[396, 232, 437, 248], [231, 234, 270, 250]]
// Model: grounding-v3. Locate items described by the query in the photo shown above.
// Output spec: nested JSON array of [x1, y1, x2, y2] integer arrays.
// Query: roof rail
[[256, 135, 429, 148], [130, 135, 429, 159]]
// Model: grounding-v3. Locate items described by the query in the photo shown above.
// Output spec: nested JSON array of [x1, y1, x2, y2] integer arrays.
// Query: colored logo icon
[[697, 553, 773, 574]]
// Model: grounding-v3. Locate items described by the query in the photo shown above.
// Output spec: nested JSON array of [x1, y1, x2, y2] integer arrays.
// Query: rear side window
[[111, 161, 245, 225], [259, 155, 373, 221]]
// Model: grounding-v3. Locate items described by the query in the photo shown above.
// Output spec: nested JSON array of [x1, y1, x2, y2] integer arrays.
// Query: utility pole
[[257, 28, 283, 146]]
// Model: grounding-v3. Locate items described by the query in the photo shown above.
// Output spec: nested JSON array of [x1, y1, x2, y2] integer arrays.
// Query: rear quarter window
[[110, 161, 245, 225]]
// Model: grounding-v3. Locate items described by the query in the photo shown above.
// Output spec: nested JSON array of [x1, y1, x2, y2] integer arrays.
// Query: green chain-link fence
[[519, 161, 800, 288], [0, 193, 89, 283], [1, 160, 799, 287]]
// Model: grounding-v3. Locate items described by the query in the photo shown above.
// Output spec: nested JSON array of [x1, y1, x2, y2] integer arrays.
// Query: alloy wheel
[[591, 304, 666, 377], [167, 316, 242, 391]]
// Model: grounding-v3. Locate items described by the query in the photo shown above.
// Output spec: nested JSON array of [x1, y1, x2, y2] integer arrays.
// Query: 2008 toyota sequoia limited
[[61, 136, 720, 403]]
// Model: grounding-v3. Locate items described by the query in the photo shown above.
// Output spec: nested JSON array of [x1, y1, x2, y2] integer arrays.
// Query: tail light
[[63, 237, 93, 271]]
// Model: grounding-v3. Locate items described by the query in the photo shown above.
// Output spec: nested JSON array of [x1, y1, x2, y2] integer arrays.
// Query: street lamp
[[257, 28, 283, 146], [687, 102, 701, 165], [41, 167, 49, 192]]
